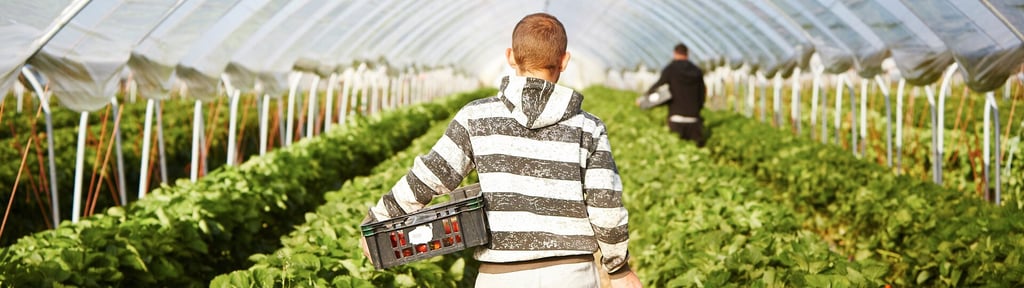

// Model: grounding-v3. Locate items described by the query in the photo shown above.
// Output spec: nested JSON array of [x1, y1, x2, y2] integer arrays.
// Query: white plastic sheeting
[[27, 0, 180, 112], [0, 0, 76, 96], [129, 0, 241, 99], [0, 0, 1020, 109]]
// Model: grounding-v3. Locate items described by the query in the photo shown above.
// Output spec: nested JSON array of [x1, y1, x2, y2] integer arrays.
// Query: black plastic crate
[[361, 183, 489, 269]]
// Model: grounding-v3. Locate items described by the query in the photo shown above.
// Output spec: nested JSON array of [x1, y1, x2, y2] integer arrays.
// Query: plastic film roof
[[3, 0, 1023, 111]]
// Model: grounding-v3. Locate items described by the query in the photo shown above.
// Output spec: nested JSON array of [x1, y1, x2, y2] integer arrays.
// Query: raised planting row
[[212, 105, 479, 287], [0, 98, 261, 246], [213, 86, 890, 287], [0, 89, 490, 287], [705, 110, 1024, 286], [586, 87, 887, 287]]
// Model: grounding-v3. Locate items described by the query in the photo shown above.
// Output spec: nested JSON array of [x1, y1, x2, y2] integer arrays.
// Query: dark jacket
[[646, 59, 706, 118]]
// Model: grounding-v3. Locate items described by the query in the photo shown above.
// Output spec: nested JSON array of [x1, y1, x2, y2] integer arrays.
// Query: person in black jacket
[[645, 43, 707, 147]]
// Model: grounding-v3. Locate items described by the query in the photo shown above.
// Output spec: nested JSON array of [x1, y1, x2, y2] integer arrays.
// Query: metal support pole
[[836, 76, 845, 146], [71, 111, 88, 223], [155, 101, 167, 184], [875, 75, 892, 167], [760, 74, 767, 123], [226, 89, 241, 166], [773, 75, 782, 127], [747, 74, 755, 118], [811, 72, 820, 140], [190, 100, 202, 182], [858, 78, 868, 156], [259, 94, 270, 155], [792, 68, 801, 134], [285, 73, 301, 146], [305, 75, 320, 138], [110, 97, 126, 205], [896, 79, 906, 173], [925, 85, 940, 184], [340, 72, 351, 126], [324, 73, 337, 131], [984, 92, 1003, 204], [22, 67, 59, 225], [139, 98, 156, 199], [934, 64, 959, 185]]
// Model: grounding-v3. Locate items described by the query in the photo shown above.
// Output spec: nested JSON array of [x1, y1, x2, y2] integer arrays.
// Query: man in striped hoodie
[[363, 13, 641, 288]]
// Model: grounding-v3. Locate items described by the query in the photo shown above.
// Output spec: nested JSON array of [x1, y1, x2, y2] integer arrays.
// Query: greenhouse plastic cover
[[0, 0, 74, 98], [3, 0, 1024, 111]]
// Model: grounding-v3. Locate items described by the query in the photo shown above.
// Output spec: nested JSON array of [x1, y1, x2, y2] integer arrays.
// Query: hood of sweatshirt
[[498, 75, 584, 129]]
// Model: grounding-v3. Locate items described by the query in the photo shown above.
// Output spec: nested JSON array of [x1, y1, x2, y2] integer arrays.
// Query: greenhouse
[[0, 0, 1022, 286]]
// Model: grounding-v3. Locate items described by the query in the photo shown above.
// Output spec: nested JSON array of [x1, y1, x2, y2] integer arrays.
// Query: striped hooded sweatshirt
[[368, 75, 630, 274]]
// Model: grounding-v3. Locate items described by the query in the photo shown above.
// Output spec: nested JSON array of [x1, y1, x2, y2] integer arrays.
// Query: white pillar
[[896, 79, 906, 173], [138, 99, 156, 199], [285, 73, 301, 146], [191, 100, 203, 182], [226, 89, 241, 166], [305, 75, 320, 138], [324, 73, 337, 131], [71, 111, 89, 223], [259, 94, 270, 155]]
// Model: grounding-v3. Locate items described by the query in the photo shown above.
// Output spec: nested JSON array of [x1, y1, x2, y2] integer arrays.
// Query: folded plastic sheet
[[903, 0, 1024, 92], [0, 0, 74, 95], [27, 0, 178, 112], [841, 0, 953, 85], [175, 0, 287, 100], [128, 0, 240, 100], [772, 0, 854, 74], [678, 1, 757, 70], [814, 0, 889, 78], [742, 0, 814, 72], [225, 0, 346, 95], [719, 0, 800, 78]]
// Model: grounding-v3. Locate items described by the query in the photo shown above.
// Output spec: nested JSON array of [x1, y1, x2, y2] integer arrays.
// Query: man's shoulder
[[454, 96, 506, 119], [577, 110, 608, 131]]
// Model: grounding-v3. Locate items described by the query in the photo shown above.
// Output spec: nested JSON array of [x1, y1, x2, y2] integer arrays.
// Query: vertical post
[[991, 92, 1002, 205], [22, 67, 60, 225], [305, 75, 320, 138], [747, 74, 755, 118], [259, 94, 270, 155], [934, 64, 959, 185], [155, 101, 167, 183], [925, 85, 940, 184], [760, 73, 767, 123], [821, 78, 829, 144], [139, 98, 156, 199], [324, 73, 337, 131], [191, 100, 202, 182], [773, 74, 782, 127], [984, 92, 991, 200], [896, 79, 906, 173], [110, 97, 126, 205], [811, 71, 820, 140], [858, 78, 868, 156], [226, 89, 241, 166], [792, 68, 801, 134], [71, 111, 89, 223], [875, 75, 892, 167], [835, 76, 845, 146], [285, 73, 301, 146], [340, 73, 351, 126]]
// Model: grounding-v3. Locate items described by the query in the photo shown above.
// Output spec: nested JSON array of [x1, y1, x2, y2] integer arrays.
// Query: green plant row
[[0, 89, 488, 287], [0, 98, 260, 247], [211, 86, 890, 287], [588, 87, 887, 287], [704, 110, 1024, 286], [721, 82, 1023, 207], [212, 102, 480, 288]]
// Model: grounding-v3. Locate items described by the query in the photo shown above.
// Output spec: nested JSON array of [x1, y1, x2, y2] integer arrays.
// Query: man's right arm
[[646, 66, 672, 95]]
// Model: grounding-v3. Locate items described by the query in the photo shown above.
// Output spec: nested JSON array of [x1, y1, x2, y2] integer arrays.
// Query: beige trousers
[[475, 255, 599, 288]]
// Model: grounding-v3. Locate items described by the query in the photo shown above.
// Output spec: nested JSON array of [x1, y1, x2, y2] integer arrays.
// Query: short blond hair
[[512, 13, 567, 74]]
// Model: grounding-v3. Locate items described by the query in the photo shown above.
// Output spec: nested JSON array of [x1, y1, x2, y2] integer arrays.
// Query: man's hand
[[610, 269, 643, 288], [360, 236, 373, 265]]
